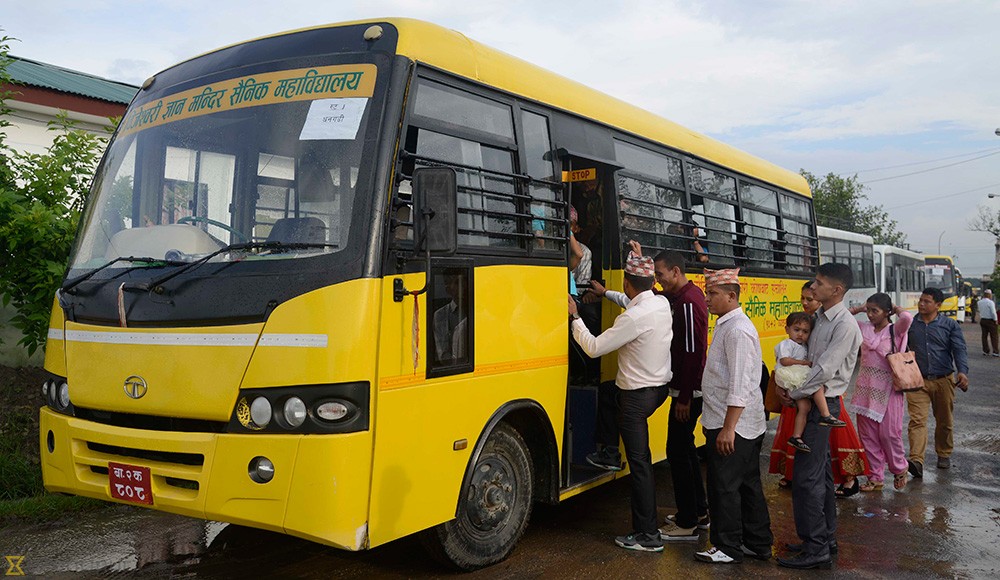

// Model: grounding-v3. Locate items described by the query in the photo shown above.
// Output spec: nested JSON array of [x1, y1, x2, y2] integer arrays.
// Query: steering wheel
[[177, 216, 250, 243]]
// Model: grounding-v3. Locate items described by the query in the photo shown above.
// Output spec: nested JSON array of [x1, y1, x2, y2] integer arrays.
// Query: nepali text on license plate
[[108, 462, 153, 505]]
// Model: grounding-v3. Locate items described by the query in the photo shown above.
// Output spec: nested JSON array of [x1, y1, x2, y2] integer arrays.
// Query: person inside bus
[[664, 221, 709, 264], [432, 273, 468, 364], [569, 206, 601, 384], [568, 251, 672, 552]]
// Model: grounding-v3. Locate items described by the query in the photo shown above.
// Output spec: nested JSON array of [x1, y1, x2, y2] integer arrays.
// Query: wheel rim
[[465, 455, 517, 537]]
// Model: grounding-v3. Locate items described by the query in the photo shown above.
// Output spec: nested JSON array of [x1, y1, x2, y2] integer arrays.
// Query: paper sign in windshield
[[299, 98, 368, 140]]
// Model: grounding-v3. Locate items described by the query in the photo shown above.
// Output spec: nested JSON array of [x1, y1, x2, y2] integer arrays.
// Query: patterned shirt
[[701, 307, 766, 439]]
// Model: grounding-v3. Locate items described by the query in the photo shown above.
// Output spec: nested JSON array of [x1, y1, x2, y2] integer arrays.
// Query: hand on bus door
[[588, 279, 608, 298], [567, 294, 579, 318]]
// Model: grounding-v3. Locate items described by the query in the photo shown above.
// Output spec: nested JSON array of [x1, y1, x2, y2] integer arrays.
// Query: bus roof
[[817, 225, 873, 244], [873, 244, 924, 261], [174, 18, 811, 198], [923, 254, 954, 264]]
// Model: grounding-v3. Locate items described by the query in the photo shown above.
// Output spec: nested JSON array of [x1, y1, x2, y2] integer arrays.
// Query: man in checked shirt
[[694, 267, 773, 565]]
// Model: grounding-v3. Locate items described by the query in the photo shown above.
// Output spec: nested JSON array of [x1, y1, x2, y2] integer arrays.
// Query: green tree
[[801, 170, 907, 247], [0, 33, 112, 355]]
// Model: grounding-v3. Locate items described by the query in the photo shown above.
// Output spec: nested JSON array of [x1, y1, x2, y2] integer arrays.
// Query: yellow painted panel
[[283, 433, 374, 550], [371, 263, 567, 546], [44, 295, 67, 377], [63, 321, 261, 421], [368, 366, 565, 547], [243, 279, 380, 388], [204, 435, 299, 533]]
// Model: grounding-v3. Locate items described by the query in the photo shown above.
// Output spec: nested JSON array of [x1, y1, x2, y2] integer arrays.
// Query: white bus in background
[[817, 226, 876, 315], [874, 245, 925, 314]]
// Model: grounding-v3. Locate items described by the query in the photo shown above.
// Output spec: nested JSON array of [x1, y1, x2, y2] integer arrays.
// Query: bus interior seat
[[266, 217, 327, 245]]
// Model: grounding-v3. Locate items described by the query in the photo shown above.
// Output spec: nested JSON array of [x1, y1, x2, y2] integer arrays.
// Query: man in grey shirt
[[777, 263, 862, 570]]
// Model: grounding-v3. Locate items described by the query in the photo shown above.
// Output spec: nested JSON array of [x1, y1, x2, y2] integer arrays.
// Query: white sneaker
[[666, 512, 711, 530], [659, 522, 699, 541], [695, 547, 736, 564]]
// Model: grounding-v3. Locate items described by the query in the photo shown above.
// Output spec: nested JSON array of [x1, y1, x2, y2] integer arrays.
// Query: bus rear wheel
[[422, 422, 533, 571]]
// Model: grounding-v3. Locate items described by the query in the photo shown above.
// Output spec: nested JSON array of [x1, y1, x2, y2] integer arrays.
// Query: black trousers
[[981, 318, 998, 354], [705, 428, 772, 560], [619, 384, 670, 535], [666, 396, 708, 528], [791, 396, 839, 557], [595, 380, 620, 448]]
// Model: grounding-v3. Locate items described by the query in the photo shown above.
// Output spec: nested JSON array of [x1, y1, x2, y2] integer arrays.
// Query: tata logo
[[123, 375, 148, 399]]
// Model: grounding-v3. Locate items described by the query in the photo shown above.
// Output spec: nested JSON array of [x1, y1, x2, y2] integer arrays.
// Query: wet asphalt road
[[3, 324, 999, 579]]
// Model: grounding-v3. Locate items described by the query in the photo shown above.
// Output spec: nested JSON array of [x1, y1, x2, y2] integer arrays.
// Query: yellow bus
[[39, 18, 816, 569], [922, 255, 963, 320]]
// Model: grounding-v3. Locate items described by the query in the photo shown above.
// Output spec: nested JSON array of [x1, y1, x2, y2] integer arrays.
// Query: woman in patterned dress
[[848, 294, 913, 491]]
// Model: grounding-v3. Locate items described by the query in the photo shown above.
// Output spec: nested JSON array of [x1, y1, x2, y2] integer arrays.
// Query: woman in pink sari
[[849, 293, 913, 491]]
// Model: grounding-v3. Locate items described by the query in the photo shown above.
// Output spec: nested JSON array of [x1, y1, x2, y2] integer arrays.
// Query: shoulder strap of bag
[[889, 324, 898, 354]]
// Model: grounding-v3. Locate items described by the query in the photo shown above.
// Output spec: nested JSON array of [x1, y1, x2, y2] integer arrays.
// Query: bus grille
[[86, 442, 205, 466], [74, 407, 228, 433]]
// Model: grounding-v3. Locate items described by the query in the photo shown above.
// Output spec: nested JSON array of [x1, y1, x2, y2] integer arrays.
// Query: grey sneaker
[[615, 532, 664, 552], [666, 512, 711, 530], [586, 446, 623, 471], [659, 522, 698, 541], [937, 456, 951, 469]]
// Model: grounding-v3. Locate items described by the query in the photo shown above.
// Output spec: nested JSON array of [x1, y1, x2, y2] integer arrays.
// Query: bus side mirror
[[413, 167, 457, 255]]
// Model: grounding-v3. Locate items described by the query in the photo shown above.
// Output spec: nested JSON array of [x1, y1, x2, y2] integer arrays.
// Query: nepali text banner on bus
[[119, 64, 378, 137]]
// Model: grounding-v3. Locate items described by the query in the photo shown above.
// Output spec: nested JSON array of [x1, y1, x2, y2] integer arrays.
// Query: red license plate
[[108, 462, 153, 505]]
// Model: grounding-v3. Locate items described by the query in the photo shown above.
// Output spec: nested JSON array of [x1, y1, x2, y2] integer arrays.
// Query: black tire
[[421, 422, 533, 571]]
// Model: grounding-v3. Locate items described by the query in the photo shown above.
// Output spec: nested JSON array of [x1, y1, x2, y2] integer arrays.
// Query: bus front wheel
[[422, 422, 533, 570]]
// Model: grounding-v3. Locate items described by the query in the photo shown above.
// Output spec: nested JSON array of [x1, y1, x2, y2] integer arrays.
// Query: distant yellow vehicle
[[40, 18, 817, 569], [922, 255, 963, 320]]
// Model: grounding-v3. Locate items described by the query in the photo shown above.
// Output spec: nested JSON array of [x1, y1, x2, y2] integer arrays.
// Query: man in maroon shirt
[[652, 249, 710, 541]]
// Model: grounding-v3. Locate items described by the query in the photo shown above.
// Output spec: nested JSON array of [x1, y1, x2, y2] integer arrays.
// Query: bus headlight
[[282, 397, 307, 428], [249, 397, 272, 428], [57, 382, 71, 409], [228, 382, 369, 434]]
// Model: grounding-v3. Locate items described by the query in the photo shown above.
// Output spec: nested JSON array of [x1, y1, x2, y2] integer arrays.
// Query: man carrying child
[[777, 263, 862, 570]]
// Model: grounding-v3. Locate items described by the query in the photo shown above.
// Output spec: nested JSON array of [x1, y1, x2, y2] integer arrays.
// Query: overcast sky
[[6, 0, 1000, 276]]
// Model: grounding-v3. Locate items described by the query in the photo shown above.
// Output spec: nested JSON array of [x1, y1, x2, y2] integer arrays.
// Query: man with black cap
[[568, 247, 673, 552]]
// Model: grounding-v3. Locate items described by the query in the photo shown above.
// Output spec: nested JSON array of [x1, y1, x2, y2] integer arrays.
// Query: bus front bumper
[[39, 407, 372, 550]]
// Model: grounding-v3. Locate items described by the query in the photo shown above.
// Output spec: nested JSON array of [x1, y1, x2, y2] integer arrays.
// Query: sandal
[[788, 436, 811, 452], [894, 472, 908, 490], [778, 478, 791, 488], [835, 478, 860, 498], [860, 480, 884, 492]]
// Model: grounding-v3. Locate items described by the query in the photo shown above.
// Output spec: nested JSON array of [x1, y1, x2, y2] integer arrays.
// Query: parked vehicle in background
[[873, 244, 925, 314]]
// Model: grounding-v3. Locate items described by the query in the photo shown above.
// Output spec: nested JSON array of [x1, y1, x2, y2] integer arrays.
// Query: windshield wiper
[[61, 256, 183, 293], [135, 241, 339, 292]]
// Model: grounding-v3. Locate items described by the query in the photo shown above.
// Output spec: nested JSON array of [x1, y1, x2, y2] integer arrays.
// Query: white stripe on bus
[[56, 330, 327, 348]]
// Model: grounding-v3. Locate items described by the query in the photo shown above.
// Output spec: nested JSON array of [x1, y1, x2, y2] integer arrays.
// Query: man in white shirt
[[694, 268, 772, 565], [978, 289, 998, 356], [568, 252, 673, 553]]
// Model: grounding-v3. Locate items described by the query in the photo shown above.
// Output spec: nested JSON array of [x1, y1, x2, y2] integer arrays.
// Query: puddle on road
[[0, 506, 227, 577]]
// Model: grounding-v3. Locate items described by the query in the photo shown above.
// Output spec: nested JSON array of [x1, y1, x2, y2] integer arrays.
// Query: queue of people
[[567, 240, 971, 568]]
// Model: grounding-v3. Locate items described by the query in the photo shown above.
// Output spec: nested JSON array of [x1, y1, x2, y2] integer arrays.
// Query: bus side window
[[428, 264, 474, 378]]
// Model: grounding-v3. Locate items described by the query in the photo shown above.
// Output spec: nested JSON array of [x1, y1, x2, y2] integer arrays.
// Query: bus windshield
[[70, 59, 381, 274], [924, 260, 956, 296]]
